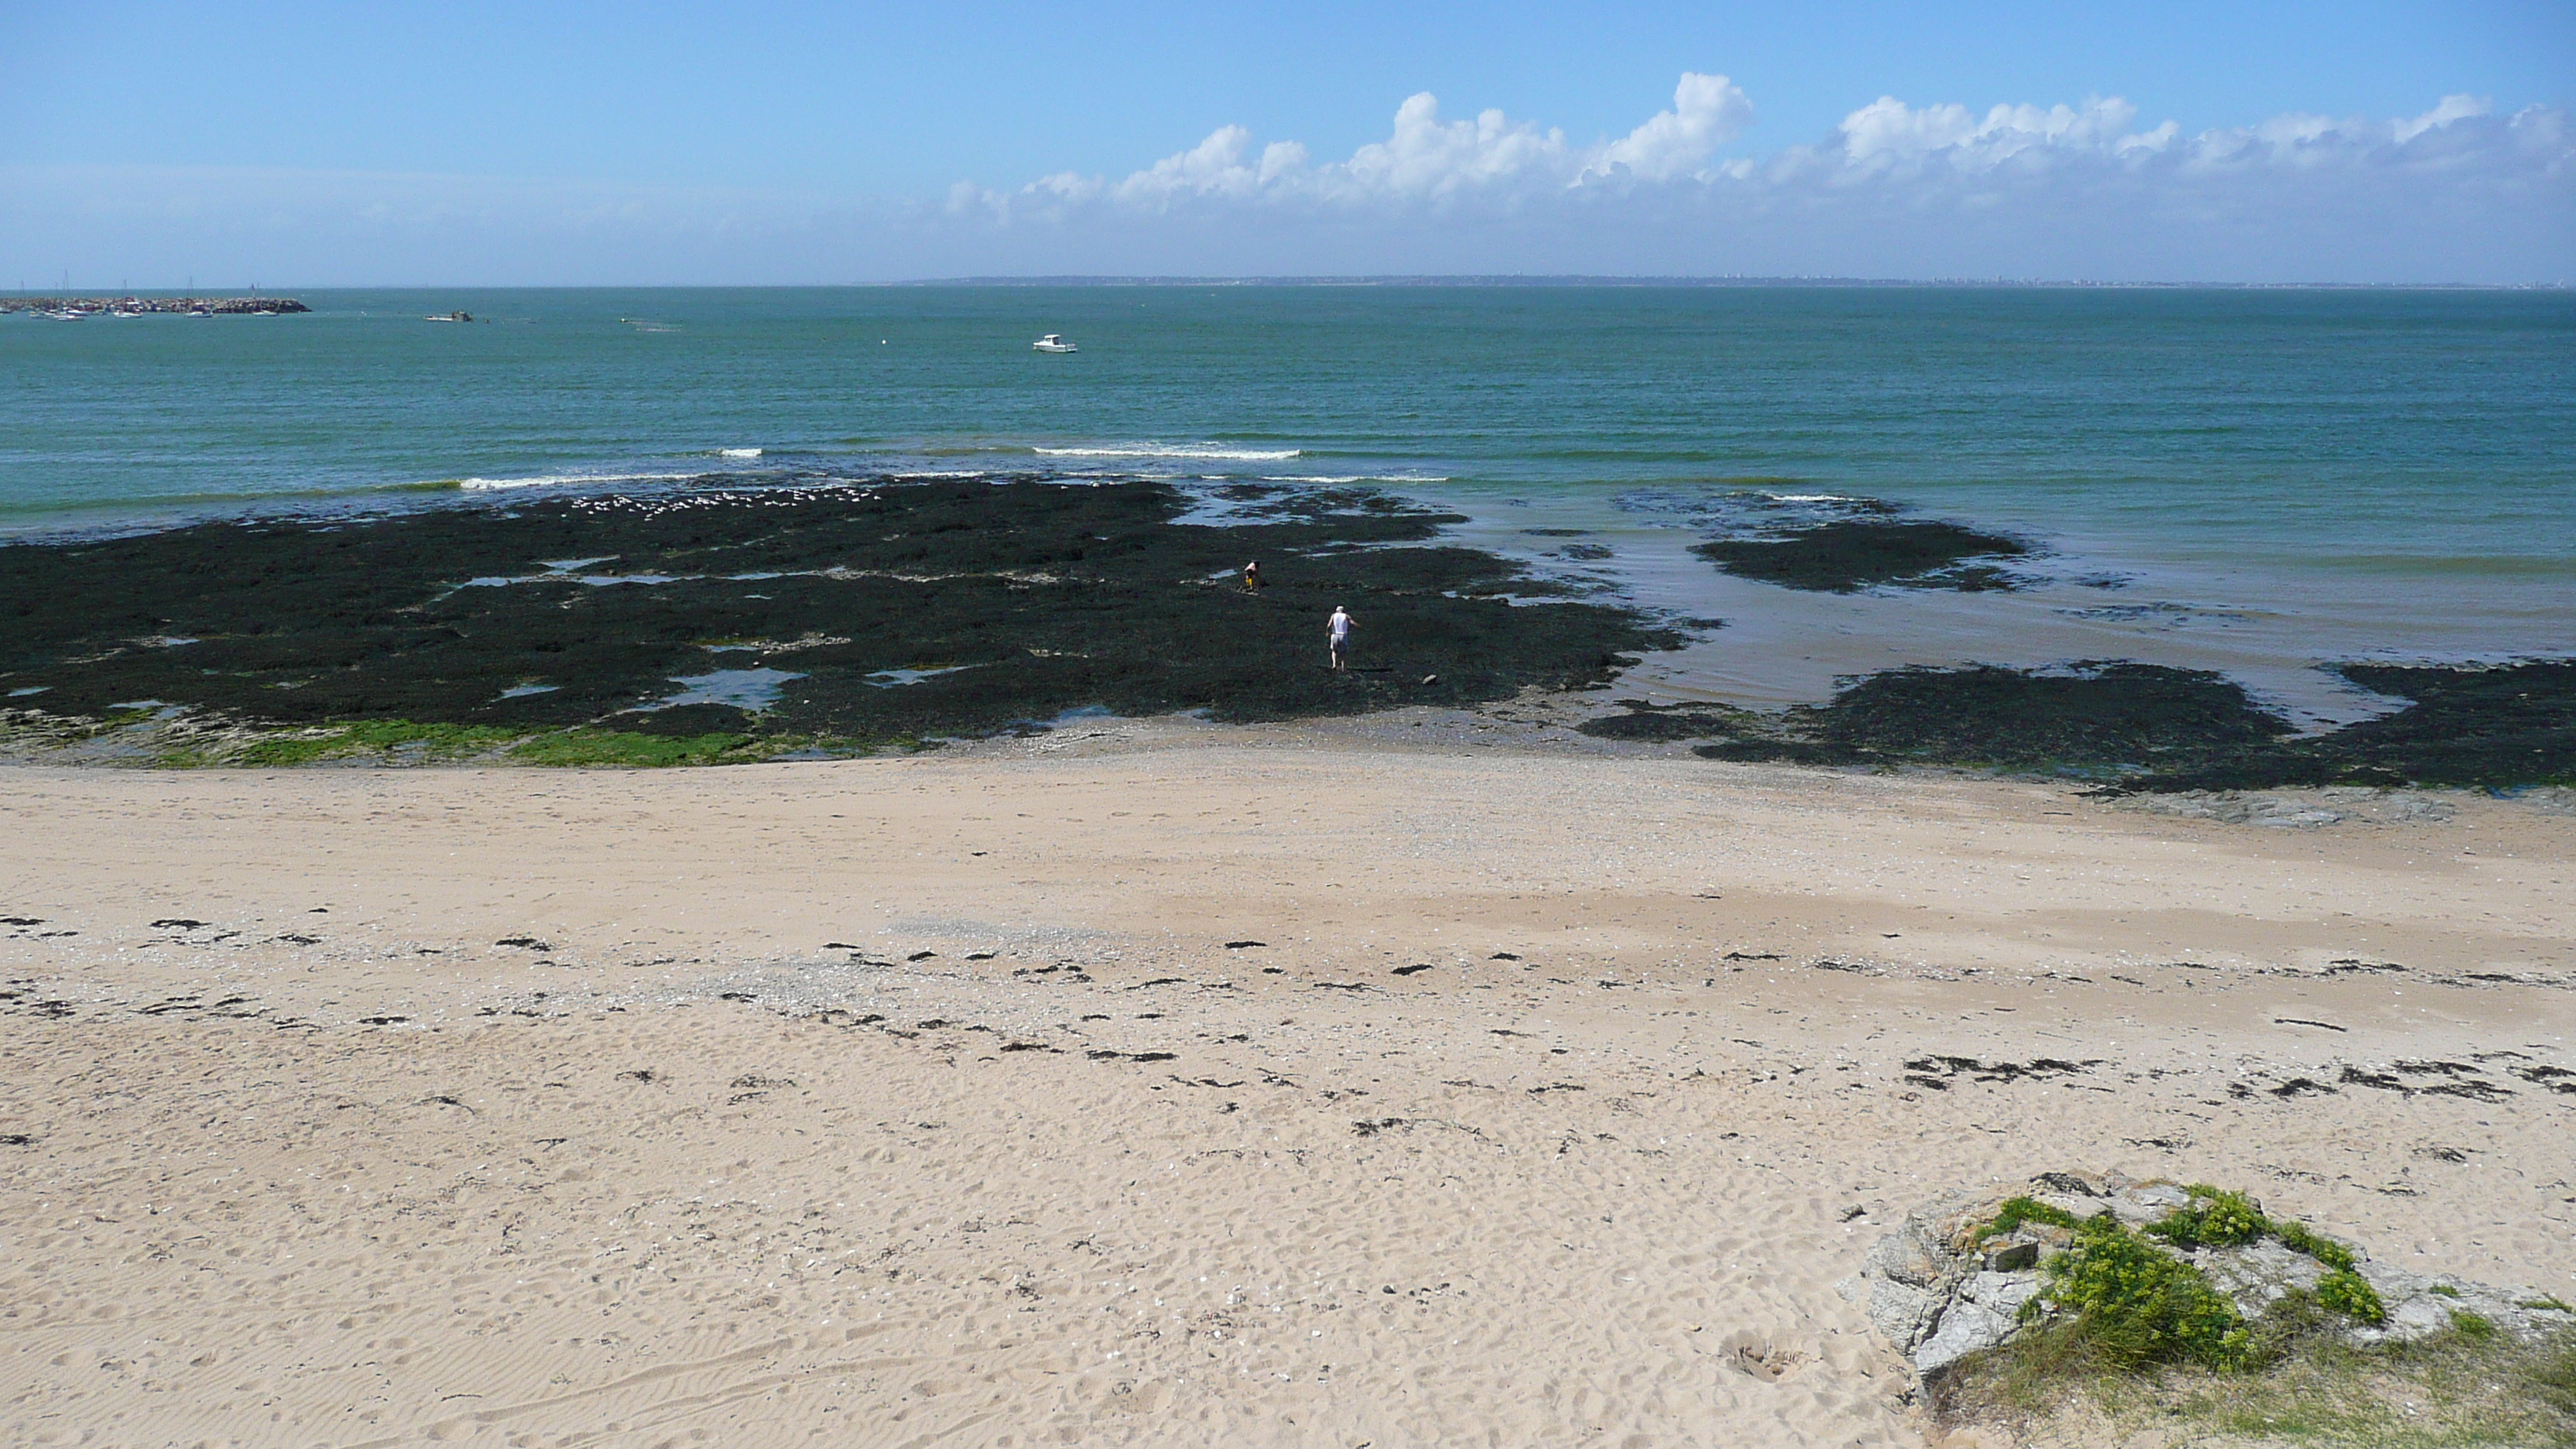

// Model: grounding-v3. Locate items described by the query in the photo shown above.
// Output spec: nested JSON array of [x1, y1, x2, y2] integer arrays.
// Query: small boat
[[426, 310, 473, 323], [1032, 334, 1077, 353]]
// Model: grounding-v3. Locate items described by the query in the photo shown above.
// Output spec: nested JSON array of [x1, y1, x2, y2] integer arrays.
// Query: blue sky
[[2, 2, 2569, 283]]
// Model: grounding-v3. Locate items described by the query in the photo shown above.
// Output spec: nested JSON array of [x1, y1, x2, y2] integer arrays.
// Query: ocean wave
[[452, 471, 701, 492], [1258, 474, 1452, 485], [1033, 444, 1302, 461], [717, 447, 763, 458]]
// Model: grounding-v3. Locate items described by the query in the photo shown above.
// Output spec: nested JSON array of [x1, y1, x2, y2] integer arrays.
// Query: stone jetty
[[1, 296, 308, 315]]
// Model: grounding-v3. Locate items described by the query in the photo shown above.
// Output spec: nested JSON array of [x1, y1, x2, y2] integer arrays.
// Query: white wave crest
[[1033, 444, 1302, 461], [1259, 474, 1452, 485], [718, 447, 763, 458], [454, 471, 697, 492]]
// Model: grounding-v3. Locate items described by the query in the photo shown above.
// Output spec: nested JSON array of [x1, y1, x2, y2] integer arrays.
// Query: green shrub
[[2033, 1211, 2256, 1370], [2449, 1310, 2497, 1340], [1980, 1195, 2085, 1242], [2147, 1185, 2271, 1249], [2273, 1219, 2358, 1272], [2317, 1269, 2387, 1325]]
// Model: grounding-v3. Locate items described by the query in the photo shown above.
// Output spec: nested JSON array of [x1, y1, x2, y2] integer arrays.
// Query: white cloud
[[1584, 72, 1755, 183], [6, 74, 2565, 285], [1832, 95, 2144, 171], [2395, 94, 2491, 144], [1011, 72, 1752, 212], [1838, 98, 1978, 165], [1332, 93, 1567, 197], [1115, 124, 1262, 204], [938, 75, 2569, 281]]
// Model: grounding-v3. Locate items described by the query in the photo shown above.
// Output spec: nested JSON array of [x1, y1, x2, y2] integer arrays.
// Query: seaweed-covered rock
[[0, 478, 1680, 748], [1692, 519, 2029, 593], [1673, 658, 2572, 793], [1697, 663, 2296, 774], [2132, 659, 2576, 793]]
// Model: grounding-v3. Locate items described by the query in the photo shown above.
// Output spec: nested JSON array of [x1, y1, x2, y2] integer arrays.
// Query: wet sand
[[2, 721, 2570, 1447]]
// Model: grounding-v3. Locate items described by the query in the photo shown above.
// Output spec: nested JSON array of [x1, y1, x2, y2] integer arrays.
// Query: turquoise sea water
[[5, 286, 2569, 719]]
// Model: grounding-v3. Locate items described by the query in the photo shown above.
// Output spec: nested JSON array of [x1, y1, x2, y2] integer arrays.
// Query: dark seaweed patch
[[1674, 656, 2570, 792], [1901, 1055, 2101, 1087], [1694, 663, 2294, 774], [1691, 519, 2028, 594], [1576, 701, 1760, 743], [2130, 659, 2576, 793], [0, 478, 1677, 752]]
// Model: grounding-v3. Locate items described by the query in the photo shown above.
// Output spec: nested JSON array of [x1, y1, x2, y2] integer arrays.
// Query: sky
[[2, 1, 2569, 285]]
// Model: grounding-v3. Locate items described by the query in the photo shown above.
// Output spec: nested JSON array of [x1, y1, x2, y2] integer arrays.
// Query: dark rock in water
[[0, 479, 1678, 752], [1695, 663, 2293, 773], [1693, 519, 2028, 593]]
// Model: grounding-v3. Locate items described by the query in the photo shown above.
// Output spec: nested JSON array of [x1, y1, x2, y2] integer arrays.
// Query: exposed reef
[[1693, 517, 2030, 593], [1618, 487, 2033, 594], [2142, 659, 2576, 793], [1577, 659, 2574, 791], [0, 478, 1678, 759]]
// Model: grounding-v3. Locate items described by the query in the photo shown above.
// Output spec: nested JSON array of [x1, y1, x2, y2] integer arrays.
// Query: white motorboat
[[1032, 334, 1077, 353]]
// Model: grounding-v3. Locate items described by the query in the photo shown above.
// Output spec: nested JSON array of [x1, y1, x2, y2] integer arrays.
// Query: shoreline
[[3, 730, 2571, 1445]]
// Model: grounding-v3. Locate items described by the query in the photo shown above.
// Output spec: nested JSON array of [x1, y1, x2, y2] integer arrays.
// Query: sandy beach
[[4, 719, 2571, 1447]]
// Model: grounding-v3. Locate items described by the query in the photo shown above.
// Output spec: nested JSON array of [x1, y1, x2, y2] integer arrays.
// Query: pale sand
[[2, 719, 2570, 1447]]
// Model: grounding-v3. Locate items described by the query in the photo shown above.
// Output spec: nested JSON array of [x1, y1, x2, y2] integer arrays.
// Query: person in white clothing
[[1326, 607, 1355, 670]]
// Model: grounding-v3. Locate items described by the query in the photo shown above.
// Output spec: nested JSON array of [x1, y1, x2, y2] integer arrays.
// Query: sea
[[5, 285, 2569, 724]]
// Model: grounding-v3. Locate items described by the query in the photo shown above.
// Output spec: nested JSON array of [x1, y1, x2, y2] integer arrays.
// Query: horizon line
[[12, 276, 2569, 293]]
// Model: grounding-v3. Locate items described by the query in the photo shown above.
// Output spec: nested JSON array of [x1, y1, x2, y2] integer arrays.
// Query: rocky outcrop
[[1838, 1170, 2574, 1379]]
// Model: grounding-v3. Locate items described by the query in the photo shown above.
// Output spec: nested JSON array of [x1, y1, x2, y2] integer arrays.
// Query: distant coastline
[[0, 296, 307, 315], [897, 275, 2568, 289]]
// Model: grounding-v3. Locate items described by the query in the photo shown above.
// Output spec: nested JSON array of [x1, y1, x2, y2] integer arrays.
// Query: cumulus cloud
[[7, 74, 2564, 284], [1833, 95, 2141, 170], [922, 71, 2564, 280], [997, 70, 1753, 215], [1585, 73, 1756, 183]]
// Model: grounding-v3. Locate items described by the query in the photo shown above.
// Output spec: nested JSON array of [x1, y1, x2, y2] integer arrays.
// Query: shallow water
[[5, 286, 2567, 718]]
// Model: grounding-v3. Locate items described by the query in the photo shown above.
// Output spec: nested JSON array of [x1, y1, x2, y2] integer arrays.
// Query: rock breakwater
[[0, 295, 307, 315]]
